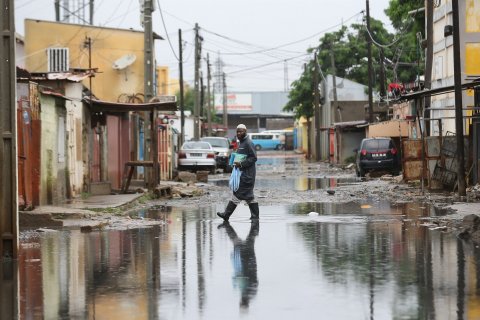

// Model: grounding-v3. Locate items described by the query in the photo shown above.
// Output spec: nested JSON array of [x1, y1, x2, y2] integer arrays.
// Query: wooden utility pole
[[178, 29, 185, 145], [222, 72, 228, 131], [194, 23, 201, 140], [314, 53, 320, 161], [379, 49, 386, 99], [452, 0, 467, 196], [366, 0, 374, 123], [207, 54, 213, 136], [1, 0, 18, 261]]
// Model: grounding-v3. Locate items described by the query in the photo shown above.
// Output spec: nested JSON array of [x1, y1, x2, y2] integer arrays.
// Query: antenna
[[112, 54, 137, 70]]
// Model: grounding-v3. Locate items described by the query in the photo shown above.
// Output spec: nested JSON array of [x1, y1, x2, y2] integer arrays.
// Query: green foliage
[[175, 87, 194, 112], [283, 61, 315, 119], [284, 3, 426, 116]]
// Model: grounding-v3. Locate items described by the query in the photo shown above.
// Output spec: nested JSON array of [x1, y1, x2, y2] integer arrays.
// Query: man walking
[[217, 124, 259, 220]]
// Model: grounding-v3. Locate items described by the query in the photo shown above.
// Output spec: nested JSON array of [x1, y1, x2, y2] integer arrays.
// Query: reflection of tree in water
[[219, 221, 259, 309], [293, 210, 442, 319]]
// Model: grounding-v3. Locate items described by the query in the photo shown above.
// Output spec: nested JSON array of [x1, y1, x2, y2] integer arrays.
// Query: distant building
[[318, 75, 369, 160], [213, 91, 293, 137]]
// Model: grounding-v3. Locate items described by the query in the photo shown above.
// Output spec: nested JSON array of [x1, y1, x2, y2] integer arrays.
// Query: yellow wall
[[24, 20, 146, 103]]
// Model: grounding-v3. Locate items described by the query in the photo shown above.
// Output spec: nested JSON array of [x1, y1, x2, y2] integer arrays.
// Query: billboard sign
[[214, 93, 252, 112]]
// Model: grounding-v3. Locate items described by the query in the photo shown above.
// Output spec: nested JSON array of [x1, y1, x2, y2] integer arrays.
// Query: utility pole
[[1, 0, 18, 261], [330, 44, 338, 124], [90, 0, 94, 25], [143, 0, 154, 102], [178, 29, 185, 145], [200, 74, 204, 137], [304, 62, 311, 159], [314, 52, 321, 161], [452, 0, 467, 197], [379, 49, 386, 99], [284, 60, 289, 92], [1, 2, 19, 317], [366, 0, 374, 123], [207, 54, 213, 136], [424, 0, 434, 135], [194, 23, 202, 140], [222, 72, 228, 132]]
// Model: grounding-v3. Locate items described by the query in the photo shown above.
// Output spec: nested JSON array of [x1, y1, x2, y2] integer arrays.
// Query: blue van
[[250, 133, 283, 150]]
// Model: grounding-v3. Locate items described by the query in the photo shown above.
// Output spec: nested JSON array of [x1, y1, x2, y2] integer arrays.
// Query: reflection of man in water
[[219, 221, 259, 309]]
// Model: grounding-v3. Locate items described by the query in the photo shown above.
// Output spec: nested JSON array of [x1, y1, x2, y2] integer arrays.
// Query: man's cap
[[237, 124, 247, 130]]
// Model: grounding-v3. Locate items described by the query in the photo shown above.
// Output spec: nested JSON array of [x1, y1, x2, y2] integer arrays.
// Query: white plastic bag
[[229, 167, 242, 192]]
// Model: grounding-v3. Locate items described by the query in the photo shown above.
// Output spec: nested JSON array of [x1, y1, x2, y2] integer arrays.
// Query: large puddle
[[212, 176, 358, 191], [10, 201, 479, 319]]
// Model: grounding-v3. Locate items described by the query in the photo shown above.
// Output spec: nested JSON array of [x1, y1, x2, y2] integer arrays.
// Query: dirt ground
[[25, 156, 479, 235]]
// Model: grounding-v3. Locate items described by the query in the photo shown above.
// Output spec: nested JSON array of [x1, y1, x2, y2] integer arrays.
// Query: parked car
[[178, 141, 216, 174], [250, 133, 283, 150], [200, 137, 232, 173], [356, 137, 400, 177]]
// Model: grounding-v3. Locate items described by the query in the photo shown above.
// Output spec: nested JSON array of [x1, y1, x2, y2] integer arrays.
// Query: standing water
[[14, 201, 480, 319]]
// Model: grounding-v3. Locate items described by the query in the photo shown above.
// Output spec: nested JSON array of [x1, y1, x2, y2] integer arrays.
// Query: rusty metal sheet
[[425, 136, 441, 158], [403, 160, 423, 181], [402, 139, 423, 160]]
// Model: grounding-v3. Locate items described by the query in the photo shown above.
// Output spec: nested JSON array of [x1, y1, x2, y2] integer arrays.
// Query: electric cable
[[156, 0, 180, 61]]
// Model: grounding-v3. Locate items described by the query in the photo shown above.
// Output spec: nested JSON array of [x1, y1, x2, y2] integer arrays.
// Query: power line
[[156, 0, 180, 61]]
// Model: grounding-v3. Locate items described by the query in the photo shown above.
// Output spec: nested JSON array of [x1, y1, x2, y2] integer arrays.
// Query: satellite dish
[[112, 53, 136, 70]]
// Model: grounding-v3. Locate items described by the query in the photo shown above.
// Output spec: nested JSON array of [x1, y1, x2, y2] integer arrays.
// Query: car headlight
[[219, 152, 228, 157]]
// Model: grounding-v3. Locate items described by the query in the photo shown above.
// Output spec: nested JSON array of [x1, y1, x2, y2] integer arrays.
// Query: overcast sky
[[15, 0, 393, 93]]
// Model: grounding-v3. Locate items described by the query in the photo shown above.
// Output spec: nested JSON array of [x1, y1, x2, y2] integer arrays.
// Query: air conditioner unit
[[47, 48, 69, 72]]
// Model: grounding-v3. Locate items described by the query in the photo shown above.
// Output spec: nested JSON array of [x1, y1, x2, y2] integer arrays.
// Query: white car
[[178, 141, 217, 173]]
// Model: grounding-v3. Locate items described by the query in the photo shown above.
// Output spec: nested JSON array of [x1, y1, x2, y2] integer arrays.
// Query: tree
[[384, 0, 426, 82], [175, 86, 194, 113]]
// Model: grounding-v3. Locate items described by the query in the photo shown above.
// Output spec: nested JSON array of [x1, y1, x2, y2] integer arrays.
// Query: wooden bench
[[121, 161, 155, 193]]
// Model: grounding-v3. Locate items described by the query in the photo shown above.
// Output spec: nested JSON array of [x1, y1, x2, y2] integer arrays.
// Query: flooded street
[[12, 152, 480, 319], [18, 202, 480, 319]]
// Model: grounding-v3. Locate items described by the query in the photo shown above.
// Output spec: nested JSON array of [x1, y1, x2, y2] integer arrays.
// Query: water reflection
[[16, 204, 480, 319], [218, 221, 259, 309], [212, 176, 358, 191]]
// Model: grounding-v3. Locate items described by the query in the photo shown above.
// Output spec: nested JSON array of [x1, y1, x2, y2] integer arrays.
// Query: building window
[[47, 48, 69, 72]]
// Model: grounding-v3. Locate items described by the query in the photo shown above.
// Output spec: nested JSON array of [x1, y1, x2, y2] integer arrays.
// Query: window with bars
[[47, 48, 69, 72]]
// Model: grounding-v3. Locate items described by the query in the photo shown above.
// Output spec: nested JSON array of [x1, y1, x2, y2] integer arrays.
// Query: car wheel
[[209, 165, 217, 174], [224, 166, 232, 173], [255, 144, 261, 151]]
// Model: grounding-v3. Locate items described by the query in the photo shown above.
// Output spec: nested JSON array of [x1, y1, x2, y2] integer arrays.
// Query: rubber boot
[[248, 202, 259, 220], [217, 201, 237, 221]]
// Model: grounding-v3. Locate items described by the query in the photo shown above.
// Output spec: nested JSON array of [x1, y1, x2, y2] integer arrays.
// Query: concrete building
[[430, 0, 480, 136], [213, 91, 293, 137], [318, 75, 369, 160]]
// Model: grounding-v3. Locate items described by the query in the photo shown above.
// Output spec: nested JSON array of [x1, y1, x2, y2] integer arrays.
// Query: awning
[[333, 120, 368, 128], [40, 89, 71, 100], [84, 96, 177, 113]]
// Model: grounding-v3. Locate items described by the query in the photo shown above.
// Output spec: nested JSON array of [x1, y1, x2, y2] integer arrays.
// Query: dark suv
[[356, 137, 400, 177]]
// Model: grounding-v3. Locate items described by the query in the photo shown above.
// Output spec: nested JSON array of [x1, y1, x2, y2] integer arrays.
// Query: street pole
[[90, 0, 94, 25], [1, 0, 19, 317], [314, 53, 320, 161], [178, 29, 185, 145], [207, 54, 212, 136], [144, 0, 154, 102], [194, 23, 201, 140], [1, 0, 18, 261], [366, 0, 374, 123], [452, 0, 467, 197], [222, 72, 228, 132], [330, 44, 338, 124]]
